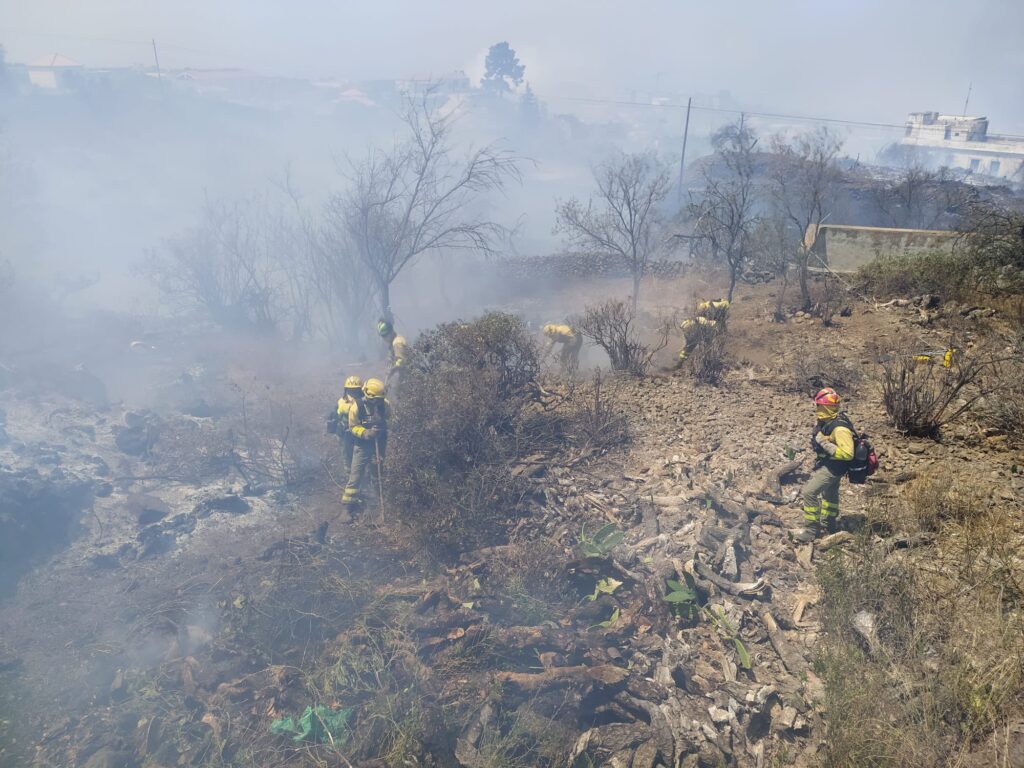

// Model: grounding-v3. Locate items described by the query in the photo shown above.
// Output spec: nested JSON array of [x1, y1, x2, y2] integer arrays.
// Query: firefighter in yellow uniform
[[342, 378, 391, 511], [543, 323, 583, 370], [676, 316, 718, 365], [912, 348, 958, 368], [320, 375, 364, 535], [794, 387, 856, 541], [378, 319, 409, 396], [696, 299, 730, 326], [334, 376, 363, 477]]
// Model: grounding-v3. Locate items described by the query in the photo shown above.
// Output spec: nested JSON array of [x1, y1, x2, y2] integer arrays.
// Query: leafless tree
[[555, 152, 671, 310], [334, 89, 521, 320], [870, 165, 974, 230], [575, 298, 668, 377], [689, 122, 760, 301], [313, 201, 377, 351], [768, 127, 844, 310], [273, 170, 374, 351], [145, 196, 286, 334], [750, 207, 796, 321]]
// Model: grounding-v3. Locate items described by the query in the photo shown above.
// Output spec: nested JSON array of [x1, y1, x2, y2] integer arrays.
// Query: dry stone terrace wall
[[492, 253, 690, 282]]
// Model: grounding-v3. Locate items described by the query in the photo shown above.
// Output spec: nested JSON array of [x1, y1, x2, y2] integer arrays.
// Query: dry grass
[[818, 468, 1024, 767]]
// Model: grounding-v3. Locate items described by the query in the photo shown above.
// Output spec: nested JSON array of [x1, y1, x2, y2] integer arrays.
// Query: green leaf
[[666, 579, 684, 593], [600, 531, 625, 550], [271, 706, 353, 744], [596, 577, 622, 595], [664, 589, 697, 603], [733, 638, 752, 670], [592, 523, 619, 544], [598, 607, 620, 628]]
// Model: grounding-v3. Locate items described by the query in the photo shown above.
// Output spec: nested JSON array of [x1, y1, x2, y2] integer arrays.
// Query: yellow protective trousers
[[801, 465, 842, 527]]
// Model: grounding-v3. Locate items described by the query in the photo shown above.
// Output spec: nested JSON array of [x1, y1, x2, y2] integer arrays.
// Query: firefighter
[[332, 376, 363, 475], [377, 319, 409, 396], [793, 387, 856, 542], [696, 299, 730, 326], [318, 375, 364, 538], [912, 348, 958, 368], [543, 323, 583, 371], [676, 316, 717, 365], [342, 377, 390, 512]]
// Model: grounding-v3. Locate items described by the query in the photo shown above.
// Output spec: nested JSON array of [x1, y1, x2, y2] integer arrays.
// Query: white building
[[900, 111, 1024, 181], [27, 54, 82, 90]]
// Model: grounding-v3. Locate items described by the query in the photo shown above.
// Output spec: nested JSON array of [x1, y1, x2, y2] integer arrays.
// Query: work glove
[[362, 427, 379, 441], [814, 431, 837, 456]]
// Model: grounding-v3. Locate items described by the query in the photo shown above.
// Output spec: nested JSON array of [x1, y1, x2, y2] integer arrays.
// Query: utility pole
[[962, 81, 972, 117], [151, 38, 163, 94], [677, 96, 692, 204]]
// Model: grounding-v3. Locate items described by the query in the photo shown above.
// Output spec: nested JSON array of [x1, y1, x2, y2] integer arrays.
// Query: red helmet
[[814, 387, 840, 407]]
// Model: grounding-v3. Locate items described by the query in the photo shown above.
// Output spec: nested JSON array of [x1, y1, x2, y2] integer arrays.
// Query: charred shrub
[[388, 313, 545, 555], [576, 299, 662, 377], [789, 350, 862, 397], [880, 351, 994, 438]]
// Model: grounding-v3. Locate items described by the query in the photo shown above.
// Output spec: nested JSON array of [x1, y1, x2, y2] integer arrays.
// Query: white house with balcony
[[900, 111, 1024, 181]]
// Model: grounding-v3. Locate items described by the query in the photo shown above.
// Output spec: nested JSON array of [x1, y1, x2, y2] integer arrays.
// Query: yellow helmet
[[363, 378, 386, 398], [344, 375, 362, 390]]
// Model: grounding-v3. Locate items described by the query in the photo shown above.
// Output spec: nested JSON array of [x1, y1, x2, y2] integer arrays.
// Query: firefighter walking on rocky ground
[[328, 375, 363, 472], [793, 387, 856, 542], [543, 323, 583, 371], [342, 377, 390, 517], [378, 319, 409, 397]]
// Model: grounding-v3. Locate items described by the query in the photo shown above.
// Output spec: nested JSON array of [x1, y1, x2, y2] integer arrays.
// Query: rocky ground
[[0, 274, 1021, 767]]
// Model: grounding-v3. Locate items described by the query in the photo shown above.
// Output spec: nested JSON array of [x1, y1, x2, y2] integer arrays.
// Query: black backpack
[[847, 432, 879, 484]]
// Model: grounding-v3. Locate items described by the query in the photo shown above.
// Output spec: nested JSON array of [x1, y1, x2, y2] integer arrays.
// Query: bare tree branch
[[555, 152, 671, 310]]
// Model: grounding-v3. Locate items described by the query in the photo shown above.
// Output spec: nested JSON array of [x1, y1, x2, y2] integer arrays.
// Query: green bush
[[857, 250, 972, 301]]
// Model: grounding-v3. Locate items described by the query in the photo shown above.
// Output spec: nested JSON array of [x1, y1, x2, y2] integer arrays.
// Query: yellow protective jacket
[[391, 335, 409, 368], [815, 413, 856, 470], [348, 397, 392, 440], [543, 324, 576, 344]]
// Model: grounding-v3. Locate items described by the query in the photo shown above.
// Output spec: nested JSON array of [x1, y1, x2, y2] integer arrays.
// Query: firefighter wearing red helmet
[[793, 387, 857, 542]]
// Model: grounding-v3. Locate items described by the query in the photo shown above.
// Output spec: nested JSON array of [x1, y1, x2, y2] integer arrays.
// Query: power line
[[548, 94, 1024, 141]]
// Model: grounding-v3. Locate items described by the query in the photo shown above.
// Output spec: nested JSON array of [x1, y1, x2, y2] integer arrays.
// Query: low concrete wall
[[807, 225, 959, 272]]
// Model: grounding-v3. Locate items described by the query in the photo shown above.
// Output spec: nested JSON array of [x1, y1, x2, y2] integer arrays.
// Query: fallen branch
[[690, 559, 769, 598], [496, 664, 628, 691], [769, 459, 803, 495], [761, 611, 805, 674]]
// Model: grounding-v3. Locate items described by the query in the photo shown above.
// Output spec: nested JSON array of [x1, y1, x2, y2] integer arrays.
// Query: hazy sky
[[3, 0, 1023, 131]]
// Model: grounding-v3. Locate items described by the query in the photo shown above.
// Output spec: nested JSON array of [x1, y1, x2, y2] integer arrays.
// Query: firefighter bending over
[[676, 316, 718, 365], [697, 299, 730, 326], [543, 323, 583, 371]]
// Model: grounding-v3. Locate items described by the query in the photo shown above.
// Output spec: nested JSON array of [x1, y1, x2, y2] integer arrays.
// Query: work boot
[[823, 515, 839, 535], [314, 521, 329, 544], [337, 506, 353, 524], [789, 525, 820, 544]]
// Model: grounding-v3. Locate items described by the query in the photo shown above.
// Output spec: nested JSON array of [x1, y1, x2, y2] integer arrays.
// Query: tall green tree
[[481, 42, 525, 94]]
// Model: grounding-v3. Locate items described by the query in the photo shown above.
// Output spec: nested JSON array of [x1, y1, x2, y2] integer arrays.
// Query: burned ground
[[0, 272, 1022, 767]]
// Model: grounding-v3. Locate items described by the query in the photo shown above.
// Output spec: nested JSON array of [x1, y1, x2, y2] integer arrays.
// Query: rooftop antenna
[[962, 81, 972, 118]]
